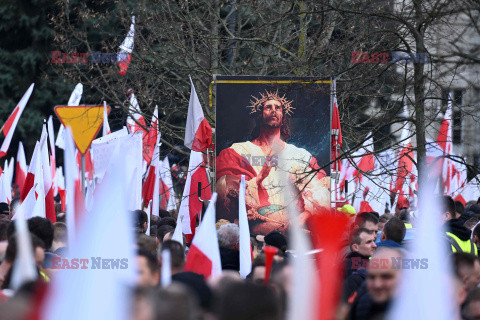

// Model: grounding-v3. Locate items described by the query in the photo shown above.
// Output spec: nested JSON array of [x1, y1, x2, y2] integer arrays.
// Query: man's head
[[473, 224, 480, 250], [354, 212, 379, 238], [250, 90, 292, 141], [215, 281, 281, 320], [262, 99, 283, 129], [463, 287, 480, 320], [395, 195, 410, 215], [350, 228, 377, 257], [27, 217, 54, 250], [217, 223, 239, 251], [136, 248, 160, 287], [51, 222, 68, 252], [137, 234, 158, 257], [380, 217, 406, 244], [398, 209, 411, 223], [441, 196, 456, 223], [157, 225, 174, 245], [453, 252, 480, 291], [366, 247, 403, 304], [378, 214, 393, 231], [264, 231, 288, 253], [160, 240, 185, 275], [158, 217, 176, 229], [248, 254, 267, 284], [455, 201, 465, 219], [465, 217, 480, 230], [132, 210, 148, 234]]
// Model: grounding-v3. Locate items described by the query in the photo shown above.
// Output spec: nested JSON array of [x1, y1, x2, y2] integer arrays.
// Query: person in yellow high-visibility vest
[[442, 196, 478, 256]]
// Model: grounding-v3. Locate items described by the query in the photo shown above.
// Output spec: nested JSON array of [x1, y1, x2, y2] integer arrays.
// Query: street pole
[[81, 154, 86, 196]]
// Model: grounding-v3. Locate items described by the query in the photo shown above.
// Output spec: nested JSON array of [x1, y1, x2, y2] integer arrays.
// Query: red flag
[[184, 76, 212, 152], [308, 210, 349, 320]]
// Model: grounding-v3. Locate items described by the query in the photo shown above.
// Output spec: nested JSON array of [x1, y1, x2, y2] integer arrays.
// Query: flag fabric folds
[[0, 83, 34, 159], [184, 76, 212, 152]]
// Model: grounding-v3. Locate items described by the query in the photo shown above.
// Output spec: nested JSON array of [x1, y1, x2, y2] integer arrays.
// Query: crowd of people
[[1, 194, 480, 319]]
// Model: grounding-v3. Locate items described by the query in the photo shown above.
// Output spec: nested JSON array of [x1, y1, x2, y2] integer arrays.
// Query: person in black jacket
[[348, 247, 403, 320], [217, 223, 240, 271], [442, 196, 477, 255], [344, 228, 377, 278]]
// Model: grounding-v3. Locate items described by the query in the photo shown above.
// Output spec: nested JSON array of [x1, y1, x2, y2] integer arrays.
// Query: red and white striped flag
[[178, 150, 211, 242], [117, 16, 135, 76], [40, 125, 56, 223], [184, 76, 212, 152], [20, 141, 41, 201], [184, 193, 221, 279], [142, 107, 161, 209], [0, 83, 34, 159]]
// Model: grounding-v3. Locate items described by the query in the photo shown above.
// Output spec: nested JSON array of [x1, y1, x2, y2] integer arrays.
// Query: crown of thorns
[[247, 90, 294, 116]]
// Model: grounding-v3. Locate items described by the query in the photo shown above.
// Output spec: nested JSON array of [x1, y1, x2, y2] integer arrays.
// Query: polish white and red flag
[[55, 166, 66, 211], [178, 151, 212, 242], [331, 79, 342, 172], [184, 193, 221, 279], [118, 16, 135, 76], [437, 94, 454, 195], [40, 125, 56, 223], [20, 141, 41, 202], [103, 101, 111, 136], [184, 76, 212, 152], [0, 83, 34, 159]]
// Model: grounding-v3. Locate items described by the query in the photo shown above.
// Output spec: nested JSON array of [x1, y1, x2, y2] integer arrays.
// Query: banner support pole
[[81, 154, 86, 196]]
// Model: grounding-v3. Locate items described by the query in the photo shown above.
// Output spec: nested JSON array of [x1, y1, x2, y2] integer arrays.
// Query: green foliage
[[0, 0, 73, 155]]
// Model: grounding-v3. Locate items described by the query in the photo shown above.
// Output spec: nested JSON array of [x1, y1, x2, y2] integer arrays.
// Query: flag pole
[[81, 154, 86, 196]]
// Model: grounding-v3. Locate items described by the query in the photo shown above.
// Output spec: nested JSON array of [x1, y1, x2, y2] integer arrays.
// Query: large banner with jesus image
[[215, 76, 331, 235]]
